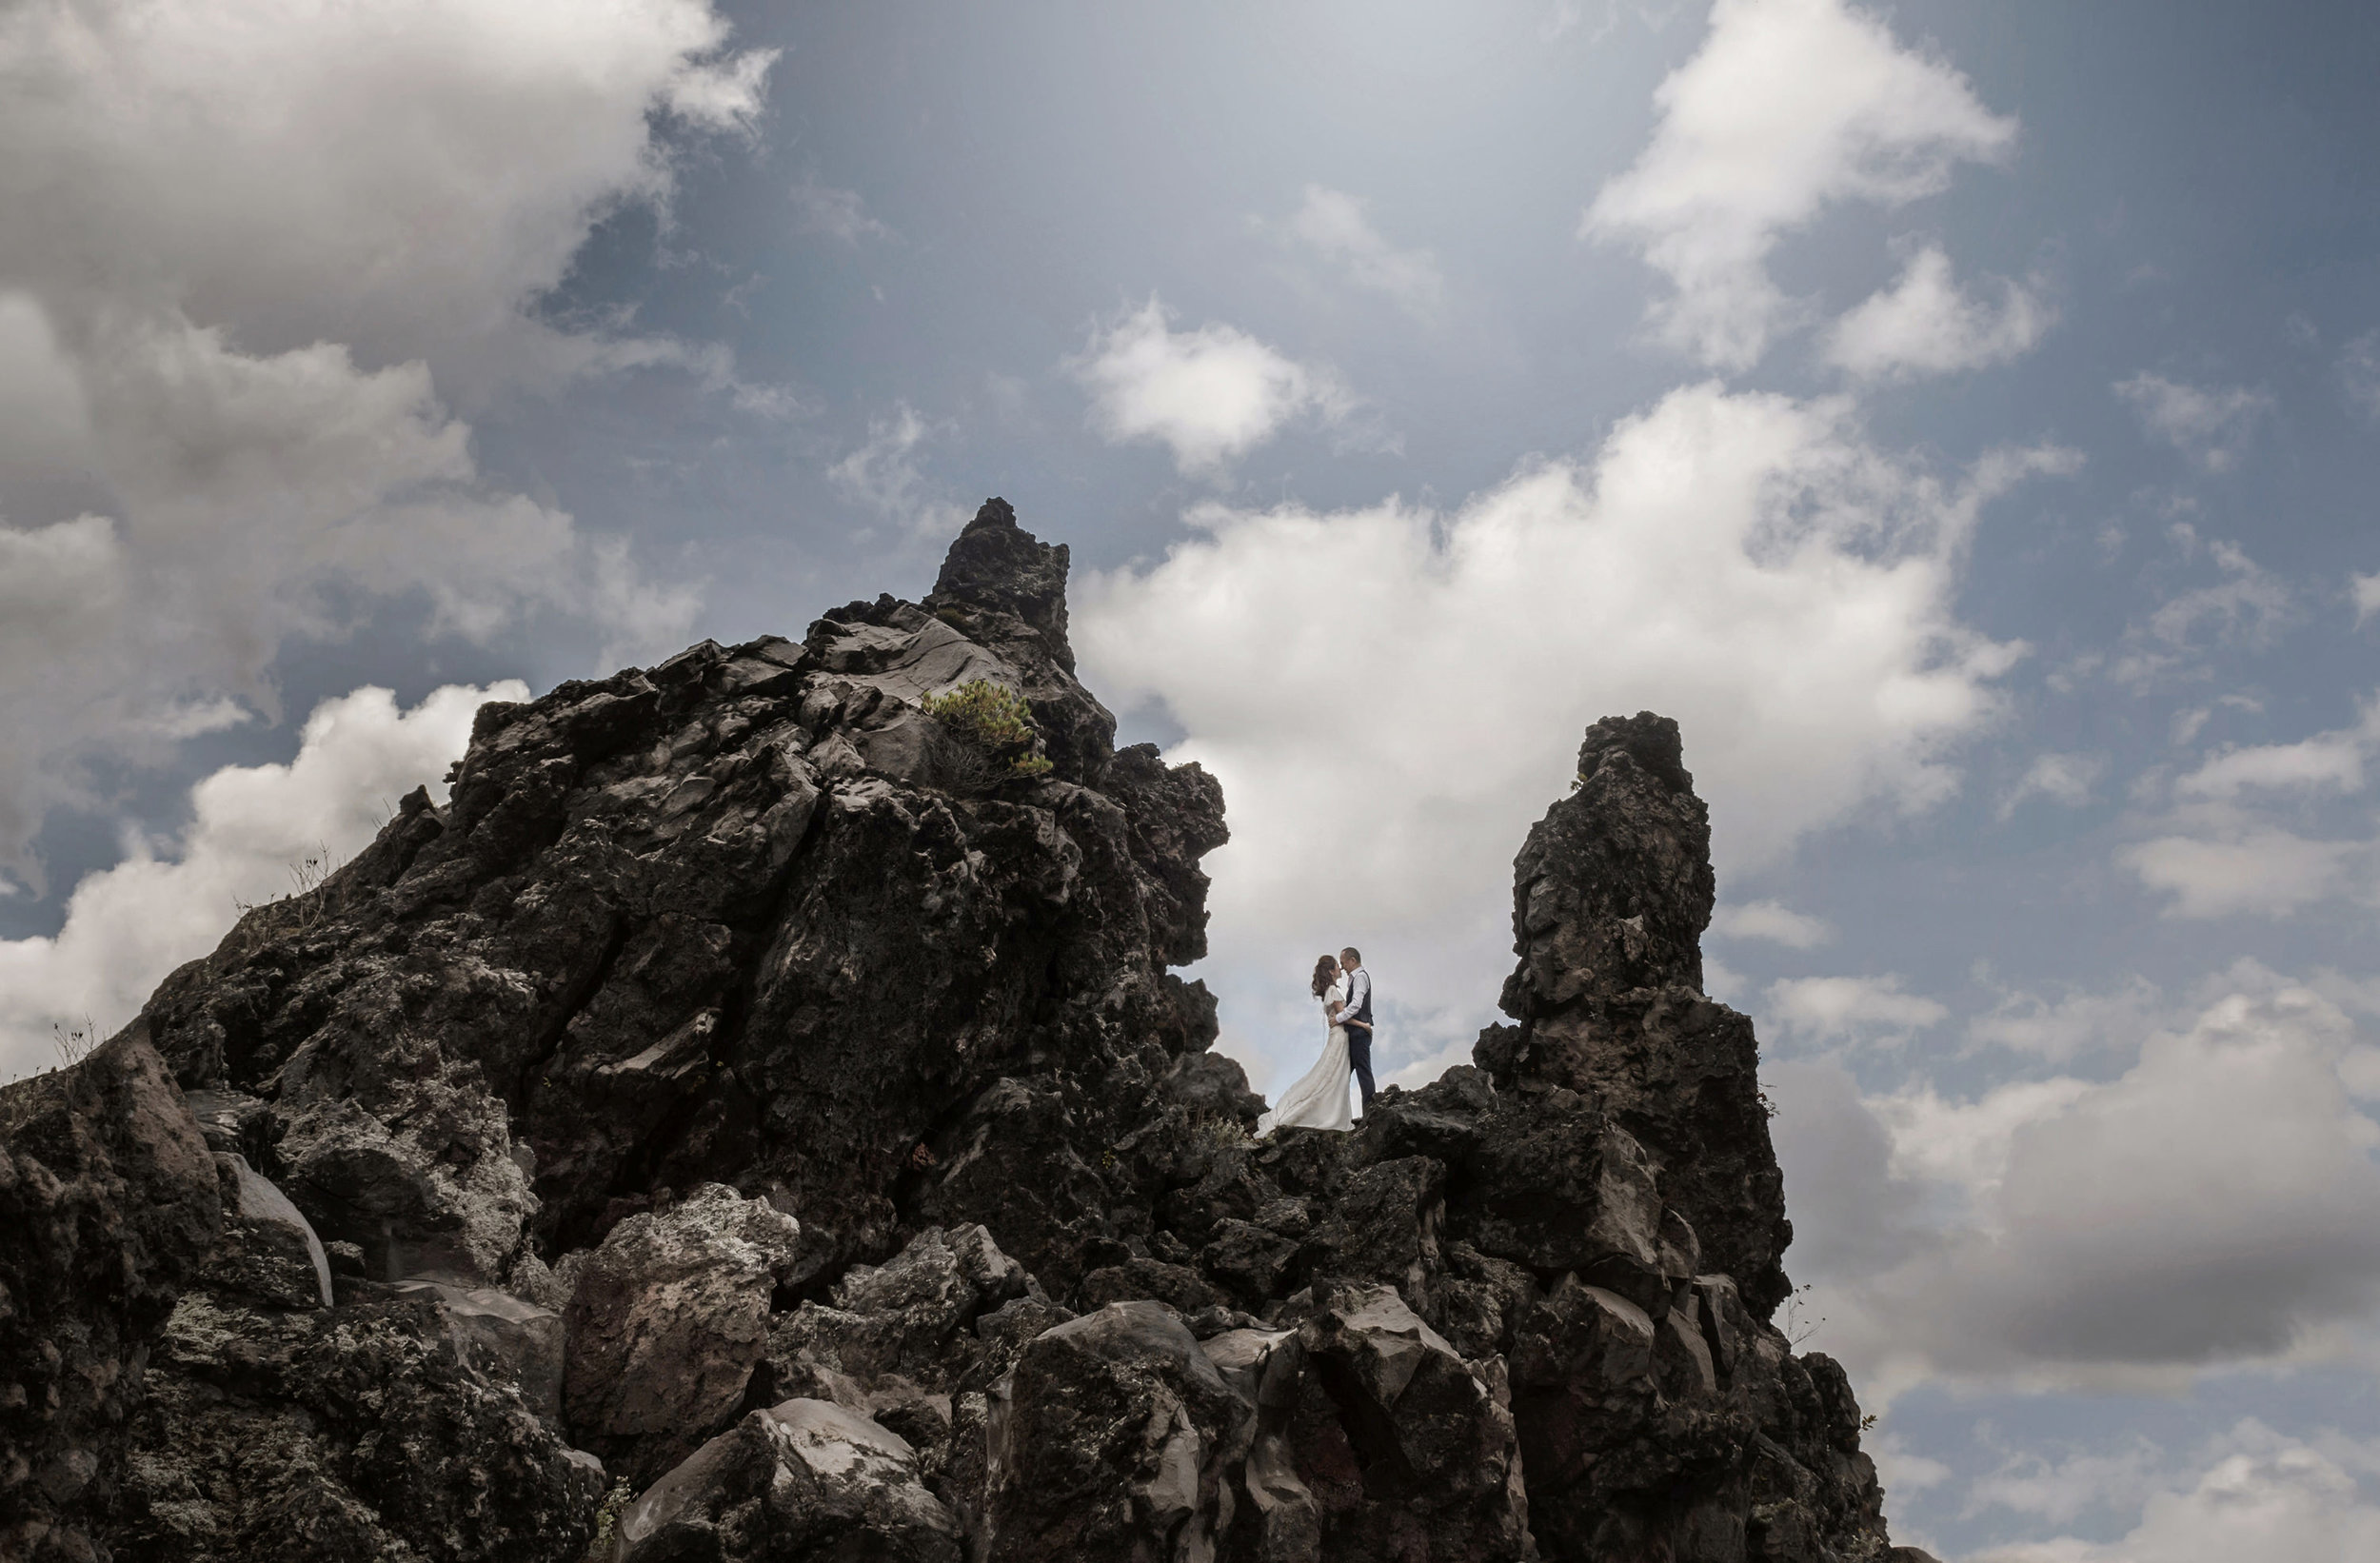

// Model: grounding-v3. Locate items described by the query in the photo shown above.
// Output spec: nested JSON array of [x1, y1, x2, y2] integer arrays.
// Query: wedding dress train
[[1258, 979, 1354, 1134]]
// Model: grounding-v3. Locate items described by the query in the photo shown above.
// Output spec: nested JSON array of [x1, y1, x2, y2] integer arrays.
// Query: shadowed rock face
[[2, 503, 1904, 1563], [0, 1034, 222, 1563], [1482, 712, 1795, 1320]]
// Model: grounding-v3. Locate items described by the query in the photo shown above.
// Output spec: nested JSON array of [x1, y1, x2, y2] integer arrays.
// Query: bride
[[1258, 955, 1354, 1135]]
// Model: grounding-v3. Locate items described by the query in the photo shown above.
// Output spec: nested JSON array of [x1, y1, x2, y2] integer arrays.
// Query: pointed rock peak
[[1509, 709, 1715, 1014], [1575, 711, 1696, 801], [929, 497, 1074, 670]]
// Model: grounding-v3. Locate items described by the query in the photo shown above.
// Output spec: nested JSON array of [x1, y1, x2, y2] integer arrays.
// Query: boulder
[[565, 1184, 803, 1480], [1077, 1257, 1220, 1315], [983, 1301, 1250, 1562], [763, 1224, 1033, 1405], [1283, 1284, 1531, 1560], [617, 1397, 959, 1563], [111, 1290, 604, 1563], [1199, 1328, 1319, 1562], [1460, 1091, 1664, 1284], [1509, 1276, 1663, 1487], [391, 1278, 567, 1422], [270, 1049, 538, 1286], [0, 1032, 222, 1562], [201, 1154, 332, 1310]]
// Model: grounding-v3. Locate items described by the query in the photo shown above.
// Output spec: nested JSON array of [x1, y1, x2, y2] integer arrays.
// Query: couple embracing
[[1258, 947, 1375, 1135]]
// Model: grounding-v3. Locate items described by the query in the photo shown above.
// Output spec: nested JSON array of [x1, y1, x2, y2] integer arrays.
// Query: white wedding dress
[[1258, 979, 1355, 1134]]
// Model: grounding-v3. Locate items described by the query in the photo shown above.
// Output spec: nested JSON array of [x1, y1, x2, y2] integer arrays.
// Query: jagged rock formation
[[1479, 712, 1793, 1316], [0, 1035, 222, 1563], [0, 501, 1928, 1562]]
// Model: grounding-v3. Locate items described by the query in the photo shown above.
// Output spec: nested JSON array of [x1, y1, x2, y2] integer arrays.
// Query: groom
[[1339, 946, 1376, 1114]]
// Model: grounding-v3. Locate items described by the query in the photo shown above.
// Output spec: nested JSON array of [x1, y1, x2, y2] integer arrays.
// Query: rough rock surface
[[0, 1035, 222, 1563], [564, 1182, 803, 1481], [617, 1397, 959, 1563], [109, 1290, 605, 1563], [1, 501, 1913, 1561], [1482, 712, 1795, 1318]]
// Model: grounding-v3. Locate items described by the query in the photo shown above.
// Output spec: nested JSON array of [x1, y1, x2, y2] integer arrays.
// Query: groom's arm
[[1344, 970, 1372, 1026]]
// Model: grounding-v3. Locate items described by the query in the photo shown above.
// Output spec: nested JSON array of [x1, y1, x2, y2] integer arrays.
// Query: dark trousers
[[1346, 1023, 1376, 1110]]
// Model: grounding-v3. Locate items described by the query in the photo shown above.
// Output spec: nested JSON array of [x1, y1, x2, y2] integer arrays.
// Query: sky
[[3, 1, 2379, 1554]]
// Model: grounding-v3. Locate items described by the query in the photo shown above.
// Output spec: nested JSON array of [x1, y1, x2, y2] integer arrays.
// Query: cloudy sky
[[5, 0, 2379, 1554]]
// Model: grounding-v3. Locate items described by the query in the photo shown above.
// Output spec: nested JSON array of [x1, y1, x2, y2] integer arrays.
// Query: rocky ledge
[[0, 500, 1934, 1563]]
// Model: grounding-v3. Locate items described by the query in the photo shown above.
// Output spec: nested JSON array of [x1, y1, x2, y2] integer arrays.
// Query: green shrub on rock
[[921, 679, 1054, 781]]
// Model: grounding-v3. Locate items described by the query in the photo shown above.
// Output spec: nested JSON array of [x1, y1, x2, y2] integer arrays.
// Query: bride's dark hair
[[1311, 955, 1339, 999]]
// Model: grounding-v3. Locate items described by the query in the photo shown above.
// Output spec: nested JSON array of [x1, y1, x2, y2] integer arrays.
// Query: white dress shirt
[[1340, 966, 1370, 1027]]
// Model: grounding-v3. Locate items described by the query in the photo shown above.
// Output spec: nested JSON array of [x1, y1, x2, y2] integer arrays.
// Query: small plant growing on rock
[[1193, 1113, 1251, 1151], [584, 1478, 635, 1560], [921, 679, 1055, 787], [50, 1014, 101, 1070], [231, 841, 345, 931]]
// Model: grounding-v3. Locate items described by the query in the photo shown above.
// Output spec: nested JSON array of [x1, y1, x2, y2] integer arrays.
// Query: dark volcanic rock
[[564, 1183, 803, 1482], [982, 1301, 1249, 1563], [0, 1033, 222, 1563], [1283, 1283, 1532, 1559], [1485, 712, 1795, 1318], [109, 1290, 605, 1563], [618, 1397, 959, 1563], [2, 503, 1917, 1562]]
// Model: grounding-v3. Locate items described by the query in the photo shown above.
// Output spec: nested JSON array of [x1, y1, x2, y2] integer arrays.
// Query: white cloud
[[2118, 697, 2380, 918], [1963, 1436, 2168, 1529], [2115, 373, 2275, 473], [1585, 0, 2015, 370], [1795, 985, 2380, 1397], [1079, 382, 2057, 1085], [1764, 1057, 1926, 1277], [1283, 186, 1445, 318], [1969, 976, 2167, 1063], [2118, 827, 2366, 920], [0, 315, 702, 880], [0, 0, 772, 385], [1768, 974, 1948, 1045], [0, 0, 754, 877], [2341, 330, 2380, 422], [1864, 1075, 2093, 1208], [1869, 1432, 1953, 1500], [1702, 955, 1750, 1006], [1971, 1426, 2380, 1563], [2175, 717, 2374, 800], [1711, 900, 1835, 948], [1070, 297, 1365, 475], [1998, 751, 2104, 818], [827, 402, 970, 539], [793, 169, 893, 245], [2111, 534, 2293, 688], [1823, 245, 2051, 380], [2356, 573, 2380, 627], [0, 682, 522, 1083]]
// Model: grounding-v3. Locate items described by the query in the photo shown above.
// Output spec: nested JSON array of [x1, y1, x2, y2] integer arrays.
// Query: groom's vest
[[1345, 972, 1373, 1029]]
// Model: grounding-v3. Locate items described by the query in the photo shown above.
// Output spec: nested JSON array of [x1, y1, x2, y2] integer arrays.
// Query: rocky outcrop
[[564, 1183, 804, 1482], [1481, 712, 1794, 1317], [0, 1033, 223, 1563], [0, 501, 1912, 1561], [108, 1289, 605, 1562]]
